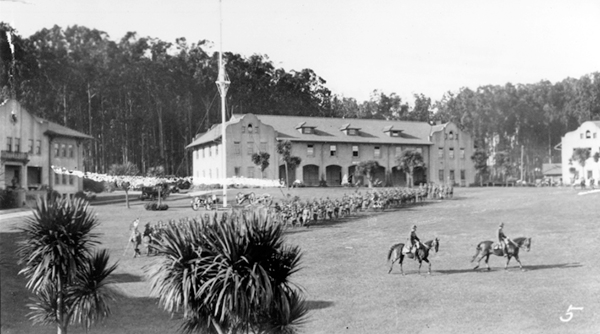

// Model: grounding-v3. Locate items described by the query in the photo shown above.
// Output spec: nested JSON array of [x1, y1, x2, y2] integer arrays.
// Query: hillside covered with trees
[[1, 23, 599, 179]]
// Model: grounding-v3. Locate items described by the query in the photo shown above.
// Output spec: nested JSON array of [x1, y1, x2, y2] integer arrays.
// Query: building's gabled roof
[[38, 117, 94, 140], [186, 117, 242, 149], [255, 115, 433, 145], [542, 163, 562, 176]]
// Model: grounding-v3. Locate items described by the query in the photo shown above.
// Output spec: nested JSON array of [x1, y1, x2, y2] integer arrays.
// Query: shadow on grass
[[110, 273, 145, 283], [436, 262, 583, 275], [306, 300, 334, 310]]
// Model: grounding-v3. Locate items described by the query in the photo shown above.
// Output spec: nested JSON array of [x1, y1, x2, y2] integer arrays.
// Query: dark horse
[[387, 238, 440, 275], [471, 237, 532, 271]]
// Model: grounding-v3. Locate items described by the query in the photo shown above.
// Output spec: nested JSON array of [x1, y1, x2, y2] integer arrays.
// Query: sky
[[2, 0, 600, 103]]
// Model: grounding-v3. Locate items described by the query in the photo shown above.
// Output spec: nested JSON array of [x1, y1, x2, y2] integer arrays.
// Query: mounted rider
[[402, 225, 422, 258], [497, 222, 516, 256]]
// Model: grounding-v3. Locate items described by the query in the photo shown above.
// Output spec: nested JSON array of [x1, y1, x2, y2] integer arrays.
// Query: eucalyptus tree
[[16, 198, 117, 334]]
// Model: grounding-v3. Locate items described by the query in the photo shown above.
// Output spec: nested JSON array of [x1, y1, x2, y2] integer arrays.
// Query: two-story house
[[1, 99, 93, 205]]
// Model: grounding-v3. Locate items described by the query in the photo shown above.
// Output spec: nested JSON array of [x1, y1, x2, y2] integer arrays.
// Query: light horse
[[387, 238, 440, 275], [471, 237, 531, 271]]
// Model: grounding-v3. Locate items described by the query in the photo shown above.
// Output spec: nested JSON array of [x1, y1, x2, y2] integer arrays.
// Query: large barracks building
[[186, 114, 476, 187]]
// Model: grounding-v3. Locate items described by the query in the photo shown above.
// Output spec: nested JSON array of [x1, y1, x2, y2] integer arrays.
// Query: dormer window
[[348, 129, 358, 136], [383, 125, 403, 137], [296, 121, 316, 134], [586, 130, 591, 139]]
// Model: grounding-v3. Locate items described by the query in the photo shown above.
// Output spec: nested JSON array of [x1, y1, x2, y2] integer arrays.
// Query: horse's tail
[[470, 243, 481, 263], [387, 243, 401, 262]]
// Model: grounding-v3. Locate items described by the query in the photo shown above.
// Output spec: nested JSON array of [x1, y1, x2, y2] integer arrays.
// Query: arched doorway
[[372, 166, 386, 186], [325, 165, 342, 186], [279, 164, 296, 186], [391, 166, 407, 186], [303, 165, 319, 186], [348, 165, 364, 187], [413, 166, 427, 186]]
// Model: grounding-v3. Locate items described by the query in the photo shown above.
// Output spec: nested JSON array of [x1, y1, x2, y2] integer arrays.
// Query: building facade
[[560, 120, 600, 184], [1, 99, 93, 204], [186, 114, 476, 187]]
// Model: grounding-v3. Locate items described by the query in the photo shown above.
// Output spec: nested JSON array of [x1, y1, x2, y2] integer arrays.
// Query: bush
[[83, 178, 105, 193], [46, 188, 60, 201], [0, 188, 18, 209], [144, 202, 169, 211]]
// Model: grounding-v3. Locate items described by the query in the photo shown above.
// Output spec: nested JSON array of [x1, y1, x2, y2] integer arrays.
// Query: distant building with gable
[[186, 114, 476, 187], [559, 120, 600, 185]]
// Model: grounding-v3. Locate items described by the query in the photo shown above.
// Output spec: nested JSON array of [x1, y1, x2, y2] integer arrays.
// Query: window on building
[[202, 147, 205, 158], [69, 145, 74, 158], [62, 174, 67, 185], [247, 124, 253, 133], [461, 169, 466, 181], [352, 145, 359, 157], [439, 170, 444, 182], [586, 130, 591, 139], [449, 147, 455, 159], [14, 138, 20, 152], [54, 143, 60, 157], [247, 166, 255, 178], [330, 145, 337, 156], [588, 170, 593, 179], [449, 170, 455, 182], [62, 144, 67, 157], [448, 131, 454, 140], [36, 140, 41, 155], [348, 129, 357, 136], [456, 133, 459, 140], [395, 146, 402, 157], [374, 146, 381, 158], [6, 137, 12, 152], [247, 142, 254, 155], [255, 126, 259, 134], [438, 147, 444, 159], [208, 145, 212, 157], [55, 172, 60, 184], [234, 167, 241, 176], [195, 149, 199, 159], [69, 175, 74, 185], [302, 127, 313, 134], [307, 144, 314, 157], [234, 142, 241, 154], [460, 148, 465, 159], [580, 133, 584, 139], [391, 131, 400, 137], [216, 144, 219, 155], [260, 142, 267, 152], [28, 139, 34, 154]]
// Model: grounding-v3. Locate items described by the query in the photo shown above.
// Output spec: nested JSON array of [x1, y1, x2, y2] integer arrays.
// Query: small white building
[[560, 121, 600, 185]]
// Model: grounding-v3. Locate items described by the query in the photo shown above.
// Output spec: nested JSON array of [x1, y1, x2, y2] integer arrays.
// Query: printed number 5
[[560, 305, 583, 322]]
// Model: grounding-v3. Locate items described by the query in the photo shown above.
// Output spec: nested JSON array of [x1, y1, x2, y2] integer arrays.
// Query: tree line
[[1, 23, 599, 179]]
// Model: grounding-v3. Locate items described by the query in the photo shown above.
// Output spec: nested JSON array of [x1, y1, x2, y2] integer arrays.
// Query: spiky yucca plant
[[147, 211, 308, 334], [16, 197, 117, 334]]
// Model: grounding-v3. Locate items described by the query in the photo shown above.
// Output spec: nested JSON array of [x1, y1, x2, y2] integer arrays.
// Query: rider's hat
[[411, 225, 417, 230], [499, 222, 504, 227]]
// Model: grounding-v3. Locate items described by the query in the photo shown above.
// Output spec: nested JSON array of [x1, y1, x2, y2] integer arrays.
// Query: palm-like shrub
[[16, 198, 117, 334], [147, 212, 307, 334]]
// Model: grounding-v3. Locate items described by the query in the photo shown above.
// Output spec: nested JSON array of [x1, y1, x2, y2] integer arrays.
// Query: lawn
[[1, 186, 599, 334]]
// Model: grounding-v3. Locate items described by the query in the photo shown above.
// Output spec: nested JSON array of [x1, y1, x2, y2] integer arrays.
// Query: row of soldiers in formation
[[128, 183, 454, 257]]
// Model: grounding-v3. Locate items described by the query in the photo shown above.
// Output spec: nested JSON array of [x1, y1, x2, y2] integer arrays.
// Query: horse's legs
[[418, 260, 422, 274], [485, 255, 491, 271], [473, 251, 486, 270], [399, 257, 405, 276], [388, 250, 398, 274], [514, 254, 524, 271], [505, 255, 512, 270]]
